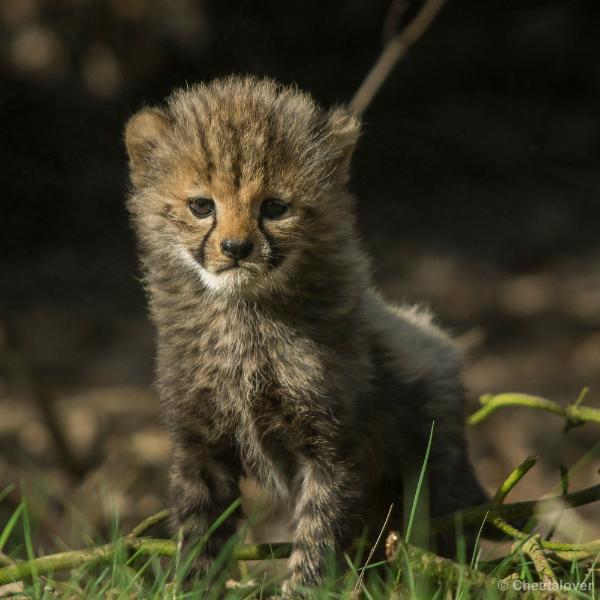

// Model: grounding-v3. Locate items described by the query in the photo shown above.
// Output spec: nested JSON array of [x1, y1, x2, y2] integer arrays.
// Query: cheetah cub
[[125, 76, 487, 594]]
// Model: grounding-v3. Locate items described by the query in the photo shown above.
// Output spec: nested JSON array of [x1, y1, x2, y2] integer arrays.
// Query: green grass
[[2, 552, 595, 599], [1, 456, 598, 600]]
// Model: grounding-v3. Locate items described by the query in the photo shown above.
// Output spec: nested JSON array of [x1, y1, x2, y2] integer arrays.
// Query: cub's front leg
[[168, 429, 242, 579], [283, 458, 359, 596]]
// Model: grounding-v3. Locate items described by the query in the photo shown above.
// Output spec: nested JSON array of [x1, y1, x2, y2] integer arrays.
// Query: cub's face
[[125, 77, 360, 295]]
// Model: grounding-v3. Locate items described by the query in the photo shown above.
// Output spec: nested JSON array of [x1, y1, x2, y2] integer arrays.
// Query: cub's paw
[[279, 578, 312, 599], [179, 552, 215, 592], [179, 532, 234, 589]]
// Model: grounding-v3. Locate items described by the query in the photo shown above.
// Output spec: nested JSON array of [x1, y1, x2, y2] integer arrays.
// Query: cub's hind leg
[[427, 429, 488, 558]]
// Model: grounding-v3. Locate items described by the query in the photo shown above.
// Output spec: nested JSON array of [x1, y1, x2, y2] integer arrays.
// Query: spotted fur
[[124, 76, 487, 593]]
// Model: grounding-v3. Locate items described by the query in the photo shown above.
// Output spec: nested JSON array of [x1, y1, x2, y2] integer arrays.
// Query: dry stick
[[349, 0, 448, 114]]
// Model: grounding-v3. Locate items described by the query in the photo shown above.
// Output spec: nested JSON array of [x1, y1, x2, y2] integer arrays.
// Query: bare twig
[[350, 0, 448, 114], [381, 0, 410, 44]]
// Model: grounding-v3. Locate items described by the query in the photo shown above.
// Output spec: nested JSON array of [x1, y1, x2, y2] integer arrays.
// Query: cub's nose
[[221, 239, 253, 260]]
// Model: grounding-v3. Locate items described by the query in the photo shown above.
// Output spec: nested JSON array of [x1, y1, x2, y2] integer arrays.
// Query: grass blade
[[405, 421, 434, 544], [0, 503, 24, 553]]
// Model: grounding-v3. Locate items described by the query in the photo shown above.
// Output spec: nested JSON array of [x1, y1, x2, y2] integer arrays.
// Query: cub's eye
[[260, 198, 289, 220], [188, 197, 215, 218]]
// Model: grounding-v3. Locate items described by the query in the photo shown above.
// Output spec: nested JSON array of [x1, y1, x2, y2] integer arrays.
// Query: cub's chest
[[199, 320, 327, 435], [199, 315, 326, 398]]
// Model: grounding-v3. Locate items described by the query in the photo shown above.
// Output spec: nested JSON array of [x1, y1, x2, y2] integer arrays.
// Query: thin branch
[[381, 0, 410, 44], [128, 509, 170, 537], [489, 516, 533, 541], [484, 453, 600, 561], [522, 535, 557, 585], [490, 515, 600, 554], [350, 0, 448, 114], [467, 392, 600, 428], [492, 454, 539, 505], [433, 482, 600, 532], [550, 548, 600, 562]]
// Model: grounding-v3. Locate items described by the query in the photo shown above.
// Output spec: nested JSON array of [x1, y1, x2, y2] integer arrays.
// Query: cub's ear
[[124, 107, 169, 175], [325, 107, 361, 184]]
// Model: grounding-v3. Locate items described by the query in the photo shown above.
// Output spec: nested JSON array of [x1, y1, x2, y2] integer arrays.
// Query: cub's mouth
[[214, 262, 259, 274]]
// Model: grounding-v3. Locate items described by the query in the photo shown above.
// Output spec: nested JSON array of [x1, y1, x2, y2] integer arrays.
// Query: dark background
[[0, 0, 599, 550]]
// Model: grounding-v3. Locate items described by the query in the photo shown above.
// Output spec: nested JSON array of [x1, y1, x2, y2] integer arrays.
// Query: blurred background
[[0, 0, 599, 554]]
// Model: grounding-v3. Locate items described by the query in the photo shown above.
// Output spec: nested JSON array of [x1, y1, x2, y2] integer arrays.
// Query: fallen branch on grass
[[2, 389, 599, 588], [384, 531, 571, 600], [3, 477, 600, 586], [0, 535, 292, 586], [4, 532, 553, 598]]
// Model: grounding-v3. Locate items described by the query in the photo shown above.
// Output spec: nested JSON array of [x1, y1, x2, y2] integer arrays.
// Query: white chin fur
[[199, 267, 252, 291], [176, 245, 298, 295], [175, 245, 239, 291]]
